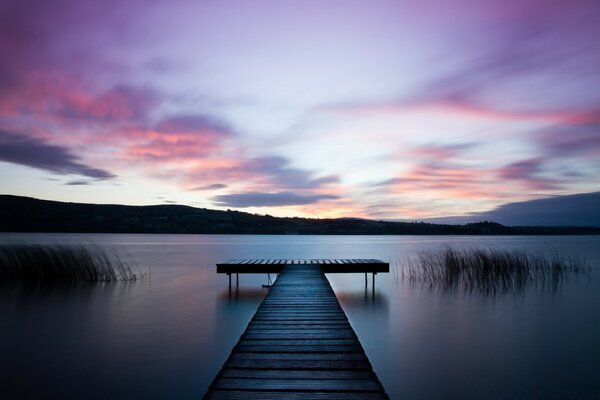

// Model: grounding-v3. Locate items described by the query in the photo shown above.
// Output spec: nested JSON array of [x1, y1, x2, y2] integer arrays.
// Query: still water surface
[[1, 234, 599, 399]]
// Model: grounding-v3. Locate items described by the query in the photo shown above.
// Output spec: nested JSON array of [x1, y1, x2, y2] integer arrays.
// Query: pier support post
[[365, 272, 367, 287], [372, 272, 376, 292], [228, 273, 232, 296]]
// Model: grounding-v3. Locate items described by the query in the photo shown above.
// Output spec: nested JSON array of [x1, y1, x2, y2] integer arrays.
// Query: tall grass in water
[[400, 248, 588, 294], [0, 245, 137, 284]]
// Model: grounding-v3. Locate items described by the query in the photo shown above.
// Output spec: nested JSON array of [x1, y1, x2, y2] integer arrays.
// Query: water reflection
[[218, 287, 267, 302], [1, 233, 599, 400], [336, 289, 388, 308]]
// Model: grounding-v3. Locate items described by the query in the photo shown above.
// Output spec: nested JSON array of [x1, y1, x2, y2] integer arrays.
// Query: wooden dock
[[203, 263, 389, 399], [217, 259, 389, 291], [217, 259, 389, 274]]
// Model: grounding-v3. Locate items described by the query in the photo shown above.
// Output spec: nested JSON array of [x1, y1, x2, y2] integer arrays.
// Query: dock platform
[[203, 263, 389, 399], [217, 259, 389, 274], [218, 259, 389, 291]]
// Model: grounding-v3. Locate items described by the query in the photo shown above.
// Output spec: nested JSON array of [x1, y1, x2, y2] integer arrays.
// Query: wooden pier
[[217, 259, 389, 274], [203, 262, 389, 399], [217, 258, 389, 292]]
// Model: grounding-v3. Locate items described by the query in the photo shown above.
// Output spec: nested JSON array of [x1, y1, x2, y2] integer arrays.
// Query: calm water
[[1, 234, 599, 399]]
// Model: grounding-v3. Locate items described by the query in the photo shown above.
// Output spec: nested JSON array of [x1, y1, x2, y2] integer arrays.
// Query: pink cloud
[[377, 142, 570, 208], [126, 130, 227, 161], [409, 143, 475, 160], [384, 162, 500, 200], [327, 97, 600, 126], [55, 85, 159, 124]]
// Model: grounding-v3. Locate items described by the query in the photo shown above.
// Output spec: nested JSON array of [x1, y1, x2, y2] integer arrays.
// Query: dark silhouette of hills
[[1, 195, 598, 235], [424, 191, 600, 227]]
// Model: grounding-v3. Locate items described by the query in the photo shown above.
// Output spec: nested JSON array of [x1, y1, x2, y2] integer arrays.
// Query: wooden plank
[[242, 333, 357, 341], [253, 312, 347, 317], [210, 378, 384, 391], [223, 358, 372, 370], [238, 339, 358, 346], [205, 391, 389, 400], [203, 264, 388, 399], [234, 345, 365, 354], [242, 330, 356, 339], [218, 369, 378, 380], [228, 353, 367, 361], [247, 324, 350, 330]]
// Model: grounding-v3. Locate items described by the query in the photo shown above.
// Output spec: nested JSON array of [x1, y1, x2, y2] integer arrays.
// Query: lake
[[1, 234, 599, 399]]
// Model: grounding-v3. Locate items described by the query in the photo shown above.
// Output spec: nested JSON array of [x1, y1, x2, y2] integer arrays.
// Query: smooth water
[[1, 234, 599, 399]]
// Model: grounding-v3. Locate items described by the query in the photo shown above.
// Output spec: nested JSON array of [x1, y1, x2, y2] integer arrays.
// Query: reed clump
[[0, 245, 137, 284], [400, 248, 588, 293]]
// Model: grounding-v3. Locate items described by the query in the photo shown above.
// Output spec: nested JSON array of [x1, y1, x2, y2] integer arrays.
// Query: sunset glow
[[1, 0, 599, 219]]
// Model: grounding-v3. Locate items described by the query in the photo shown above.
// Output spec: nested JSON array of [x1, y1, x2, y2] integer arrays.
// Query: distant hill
[[424, 192, 600, 227], [0, 195, 599, 235]]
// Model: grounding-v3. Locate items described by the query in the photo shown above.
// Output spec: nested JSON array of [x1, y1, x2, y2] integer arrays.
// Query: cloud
[[240, 156, 340, 190], [324, 1, 600, 124], [497, 158, 561, 191], [410, 142, 476, 160], [0, 0, 159, 123], [403, 2, 600, 113], [124, 113, 233, 161], [155, 114, 231, 135], [189, 183, 227, 191], [214, 192, 338, 208], [178, 155, 340, 196], [65, 180, 90, 185], [157, 155, 343, 209], [309, 175, 340, 185], [371, 142, 495, 198], [0, 130, 115, 179], [56, 84, 159, 124], [536, 123, 600, 157], [379, 162, 495, 198]]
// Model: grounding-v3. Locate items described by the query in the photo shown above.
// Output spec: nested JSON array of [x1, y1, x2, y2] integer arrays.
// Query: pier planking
[[203, 264, 389, 399], [216, 259, 389, 274]]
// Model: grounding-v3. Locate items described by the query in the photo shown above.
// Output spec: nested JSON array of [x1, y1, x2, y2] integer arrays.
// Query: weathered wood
[[223, 358, 373, 371], [218, 369, 378, 380], [216, 259, 389, 274], [228, 353, 367, 361], [205, 391, 389, 400], [239, 338, 357, 345], [210, 378, 384, 391], [203, 264, 388, 399], [235, 345, 365, 353]]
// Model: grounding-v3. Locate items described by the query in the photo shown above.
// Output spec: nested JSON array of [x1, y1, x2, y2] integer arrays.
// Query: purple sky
[[1, 0, 599, 219]]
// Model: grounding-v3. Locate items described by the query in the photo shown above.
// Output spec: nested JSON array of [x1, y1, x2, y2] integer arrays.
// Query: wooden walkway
[[203, 264, 389, 399], [217, 259, 389, 274]]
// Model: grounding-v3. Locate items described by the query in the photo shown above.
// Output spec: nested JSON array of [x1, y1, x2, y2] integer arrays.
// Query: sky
[[1, 0, 599, 220]]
